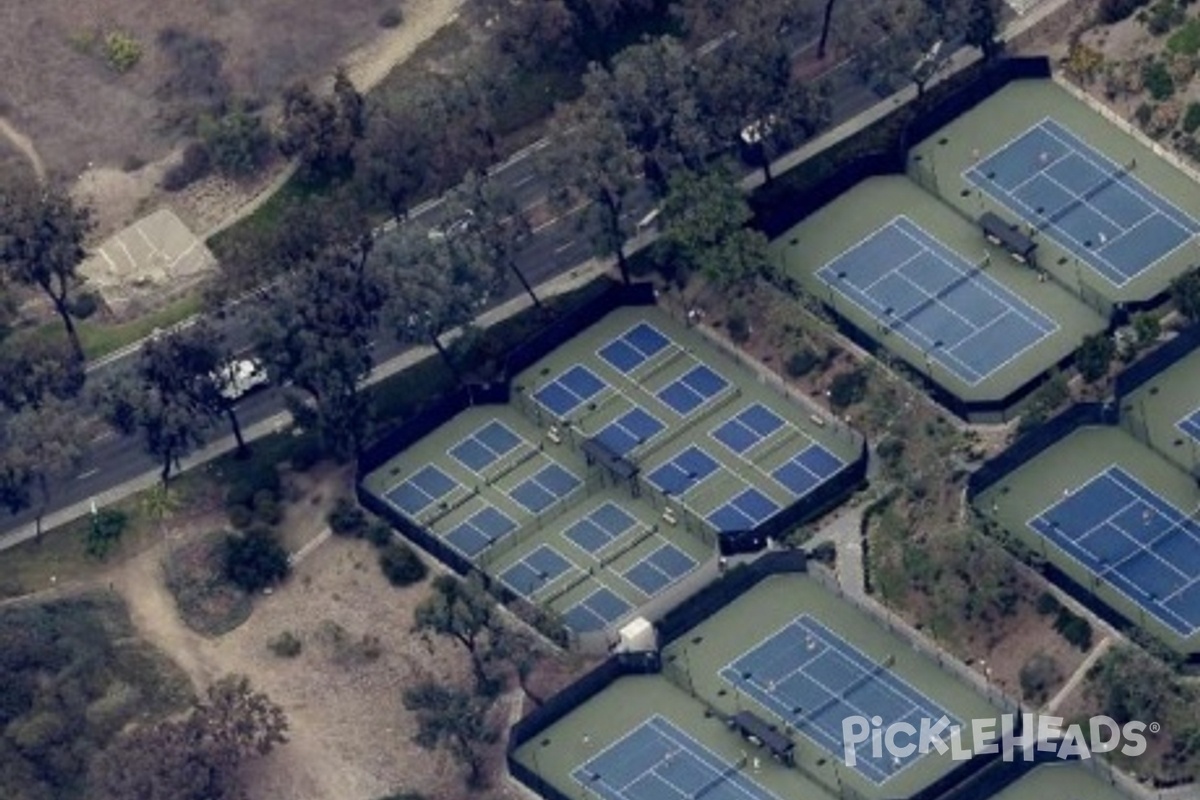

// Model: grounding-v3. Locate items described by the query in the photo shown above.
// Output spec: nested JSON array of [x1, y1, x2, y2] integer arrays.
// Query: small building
[[980, 211, 1037, 264]]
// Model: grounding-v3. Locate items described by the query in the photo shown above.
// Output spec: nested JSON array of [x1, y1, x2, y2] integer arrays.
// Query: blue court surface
[[1028, 465, 1200, 637], [595, 406, 666, 456], [816, 216, 1058, 386], [534, 365, 609, 418], [565, 503, 640, 554], [712, 404, 785, 454], [658, 365, 730, 415], [623, 542, 698, 595], [647, 446, 722, 496], [499, 545, 576, 597], [1179, 407, 1200, 444], [563, 586, 632, 633], [386, 465, 459, 516], [707, 488, 780, 533], [449, 420, 525, 473], [965, 118, 1200, 286], [510, 462, 581, 514], [722, 615, 956, 784], [600, 323, 675, 374], [772, 445, 845, 498], [445, 505, 517, 558], [573, 715, 779, 800]]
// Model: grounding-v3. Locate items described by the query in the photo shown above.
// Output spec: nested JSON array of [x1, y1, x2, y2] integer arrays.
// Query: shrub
[[366, 520, 394, 548], [809, 541, 837, 567], [268, 630, 303, 658], [328, 497, 368, 538], [1035, 591, 1062, 616], [1097, 0, 1152, 24], [1076, 332, 1116, 382], [1019, 652, 1063, 703], [223, 527, 290, 592], [288, 436, 325, 472], [1184, 102, 1200, 133], [104, 30, 143, 73], [70, 291, 100, 320], [198, 106, 271, 177], [161, 142, 211, 191], [86, 508, 129, 559], [379, 542, 428, 587], [225, 464, 280, 511], [785, 348, 819, 378], [1134, 102, 1155, 128], [828, 369, 868, 409], [726, 311, 751, 344], [122, 154, 146, 172], [227, 503, 254, 530], [1142, 59, 1175, 101], [1146, 0, 1186, 35], [378, 6, 404, 27], [253, 489, 282, 527], [1054, 607, 1094, 650]]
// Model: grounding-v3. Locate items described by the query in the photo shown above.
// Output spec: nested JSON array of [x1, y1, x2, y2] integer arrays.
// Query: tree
[[402, 682, 497, 787], [818, 0, 839, 59], [374, 225, 501, 380], [448, 171, 538, 309], [1132, 311, 1161, 346], [94, 328, 225, 484], [0, 400, 86, 541], [591, 37, 711, 191], [1171, 266, 1200, 322], [1087, 645, 1173, 724], [278, 69, 365, 183], [697, 14, 829, 182], [255, 240, 385, 458], [89, 675, 287, 800], [1076, 332, 1115, 383], [658, 166, 770, 289], [412, 574, 499, 692], [961, 0, 1003, 60], [0, 174, 93, 361], [0, 335, 85, 412], [545, 99, 644, 283]]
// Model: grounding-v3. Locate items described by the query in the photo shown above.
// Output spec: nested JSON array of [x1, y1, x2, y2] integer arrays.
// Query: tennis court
[[721, 615, 956, 784], [444, 505, 518, 558], [384, 464, 461, 517], [572, 715, 779, 800], [509, 461, 582, 514], [1028, 465, 1200, 637], [815, 215, 1058, 386], [1179, 406, 1200, 444], [499, 544, 580, 598], [535, 364, 610, 418], [449, 420, 527, 475], [964, 118, 1200, 287]]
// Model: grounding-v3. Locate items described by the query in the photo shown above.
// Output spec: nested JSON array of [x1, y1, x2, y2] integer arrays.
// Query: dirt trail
[[111, 543, 218, 691], [340, 0, 466, 93], [0, 116, 46, 182]]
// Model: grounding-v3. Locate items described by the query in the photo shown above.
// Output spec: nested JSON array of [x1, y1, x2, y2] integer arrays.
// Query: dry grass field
[[0, 0, 407, 178]]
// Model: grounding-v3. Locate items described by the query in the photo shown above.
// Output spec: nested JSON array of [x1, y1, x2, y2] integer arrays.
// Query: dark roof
[[731, 710, 794, 760], [581, 437, 638, 480], [980, 212, 1036, 259]]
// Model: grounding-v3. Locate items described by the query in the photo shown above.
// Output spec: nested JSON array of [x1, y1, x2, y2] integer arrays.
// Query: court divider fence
[[747, 56, 1112, 423]]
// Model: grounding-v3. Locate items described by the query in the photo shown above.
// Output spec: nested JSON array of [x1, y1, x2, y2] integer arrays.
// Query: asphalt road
[[0, 52, 887, 541]]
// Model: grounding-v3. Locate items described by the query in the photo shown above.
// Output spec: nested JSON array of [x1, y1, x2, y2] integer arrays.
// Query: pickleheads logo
[[841, 714, 1153, 766]]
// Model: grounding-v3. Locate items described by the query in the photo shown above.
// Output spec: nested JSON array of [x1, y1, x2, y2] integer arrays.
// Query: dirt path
[[191, 0, 468, 241], [0, 116, 46, 182]]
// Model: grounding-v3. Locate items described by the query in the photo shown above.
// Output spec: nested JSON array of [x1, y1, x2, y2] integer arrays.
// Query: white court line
[[1027, 465, 1198, 635]]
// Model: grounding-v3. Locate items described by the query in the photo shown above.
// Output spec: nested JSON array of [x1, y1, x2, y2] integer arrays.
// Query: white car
[[427, 210, 475, 241], [214, 358, 269, 401]]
